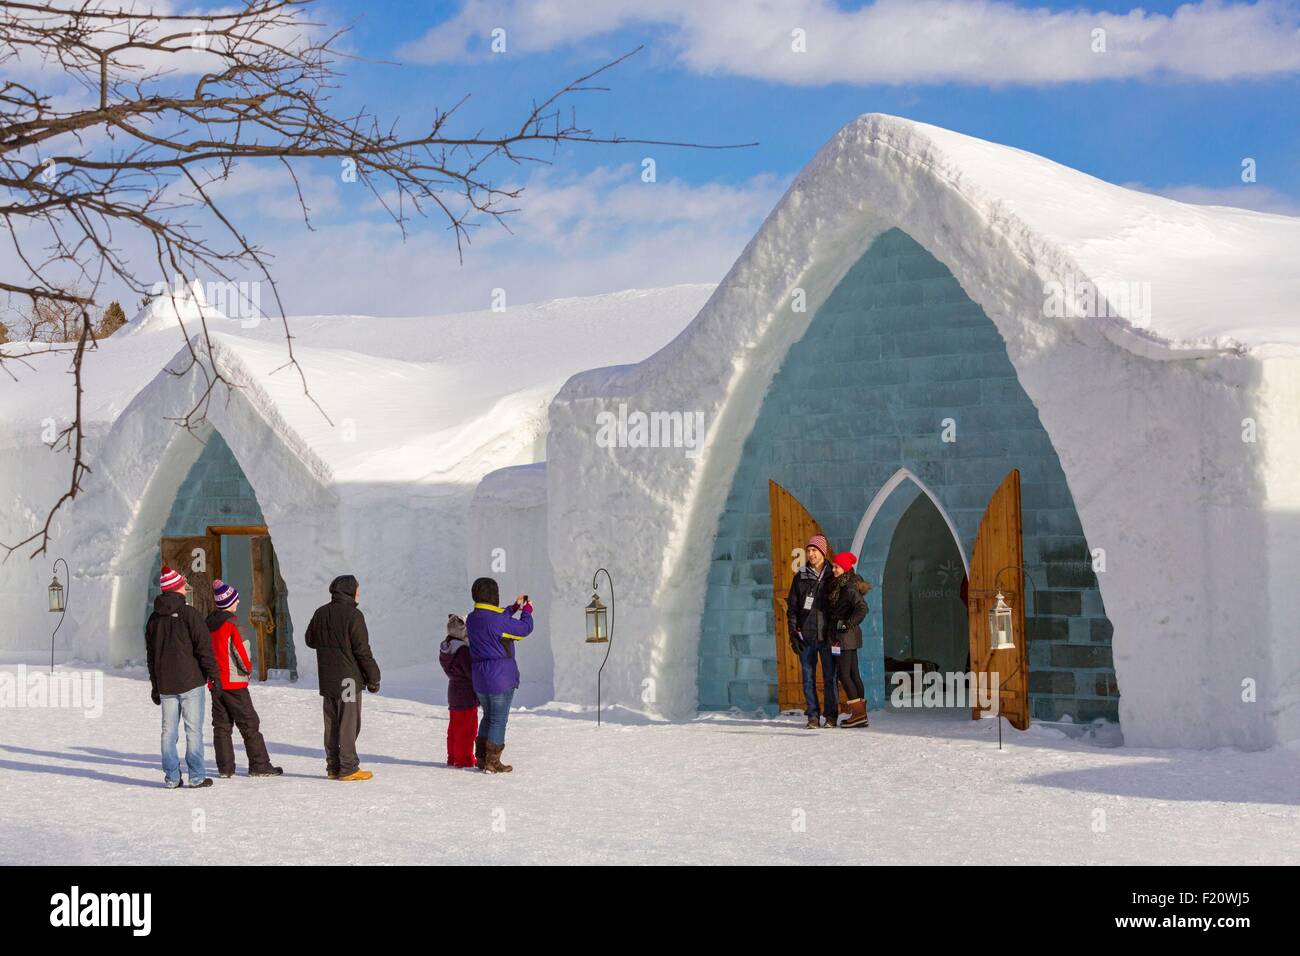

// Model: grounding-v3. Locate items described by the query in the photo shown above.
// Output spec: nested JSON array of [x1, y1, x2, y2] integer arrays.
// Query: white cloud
[[397, 0, 1300, 85], [254, 165, 787, 315], [1125, 182, 1300, 217], [0, 163, 786, 318]]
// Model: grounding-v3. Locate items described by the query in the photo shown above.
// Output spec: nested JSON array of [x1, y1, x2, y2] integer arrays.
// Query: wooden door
[[159, 535, 221, 617], [250, 535, 275, 681], [966, 470, 1030, 730], [769, 481, 842, 712]]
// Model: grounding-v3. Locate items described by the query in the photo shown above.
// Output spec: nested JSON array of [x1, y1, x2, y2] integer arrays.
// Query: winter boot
[[474, 736, 487, 770], [823, 713, 839, 728], [189, 778, 213, 789], [844, 698, 869, 727], [484, 743, 513, 773], [250, 766, 284, 777], [337, 769, 373, 781], [805, 717, 819, 729]]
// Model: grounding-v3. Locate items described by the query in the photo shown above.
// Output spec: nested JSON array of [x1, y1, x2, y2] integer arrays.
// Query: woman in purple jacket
[[466, 577, 534, 773]]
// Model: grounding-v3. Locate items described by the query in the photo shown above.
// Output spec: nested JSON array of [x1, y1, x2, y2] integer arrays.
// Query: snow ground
[[1, 665, 1295, 865]]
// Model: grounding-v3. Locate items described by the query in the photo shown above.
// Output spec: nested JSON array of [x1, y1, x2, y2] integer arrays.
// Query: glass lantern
[[988, 590, 1015, 650], [585, 592, 609, 643], [48, 574, 65, 613]]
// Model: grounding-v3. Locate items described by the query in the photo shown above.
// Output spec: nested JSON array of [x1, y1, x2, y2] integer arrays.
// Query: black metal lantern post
[[586, 568, 614, 726], [48, 558, 69, 673]]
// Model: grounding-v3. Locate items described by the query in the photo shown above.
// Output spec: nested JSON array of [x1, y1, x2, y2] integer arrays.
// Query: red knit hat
[[159, 565, 187, 593], [833, 552, 857, 572]]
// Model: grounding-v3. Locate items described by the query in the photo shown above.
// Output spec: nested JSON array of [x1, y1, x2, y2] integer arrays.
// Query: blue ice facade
[[698, 228, 1118, 723], [147, 431, 295, 668]]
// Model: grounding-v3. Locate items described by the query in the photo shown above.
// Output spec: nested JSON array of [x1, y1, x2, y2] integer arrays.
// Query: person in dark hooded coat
[[304, 574, 381, 780], [828, 552, 871, 727], [786, 533, 838, 729]]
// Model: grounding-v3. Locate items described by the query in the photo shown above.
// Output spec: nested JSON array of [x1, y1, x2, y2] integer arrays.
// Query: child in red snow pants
[[440, 617, 477, 767], [447, 705, 478, 767]]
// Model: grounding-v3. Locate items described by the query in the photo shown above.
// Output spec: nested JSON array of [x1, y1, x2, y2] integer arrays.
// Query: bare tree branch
[[0, 1, 756, 558]]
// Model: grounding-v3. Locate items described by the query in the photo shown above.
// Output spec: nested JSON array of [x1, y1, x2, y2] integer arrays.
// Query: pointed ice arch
[[92, 336, 342, 666], [850, 468, 969, 579]]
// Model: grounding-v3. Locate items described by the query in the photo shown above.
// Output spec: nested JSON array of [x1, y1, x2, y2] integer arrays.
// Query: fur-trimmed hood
[[830, 571, 871, 599]]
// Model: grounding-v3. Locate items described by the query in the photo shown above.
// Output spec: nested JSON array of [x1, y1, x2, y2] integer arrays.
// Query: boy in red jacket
[[439, 613, 477, 768], [207, 580, 282, 778]]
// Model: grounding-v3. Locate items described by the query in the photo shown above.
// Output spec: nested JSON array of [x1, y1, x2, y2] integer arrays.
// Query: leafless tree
[[11, 289, 84, 341], [0, 0, 752, 558]]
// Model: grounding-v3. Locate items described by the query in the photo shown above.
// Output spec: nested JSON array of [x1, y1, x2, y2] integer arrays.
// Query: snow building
[[0, 281, 711, 706], [469, 115, 1300, 750]]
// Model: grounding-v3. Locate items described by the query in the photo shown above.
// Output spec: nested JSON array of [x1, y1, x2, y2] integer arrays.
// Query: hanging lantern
[[988, 590, 1015, 650], [585, 592, 609, 643], [48, 573, 65, 613]]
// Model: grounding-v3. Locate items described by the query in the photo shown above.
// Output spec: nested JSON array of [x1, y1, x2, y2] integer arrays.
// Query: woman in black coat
[[827, 552, 871, 727]]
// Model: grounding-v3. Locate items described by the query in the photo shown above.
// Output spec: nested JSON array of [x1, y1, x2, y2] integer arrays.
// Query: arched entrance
[[150, 430, 297, 680], [851, 468, 969, 713], [696, 227, 1116, 727], [881, 494, 969, 676]]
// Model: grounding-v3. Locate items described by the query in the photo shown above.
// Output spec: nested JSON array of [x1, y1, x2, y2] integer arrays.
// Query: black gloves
[[151, 688, 161, 706], [836, 620, 848, 632], [366, 683, 380, 695]]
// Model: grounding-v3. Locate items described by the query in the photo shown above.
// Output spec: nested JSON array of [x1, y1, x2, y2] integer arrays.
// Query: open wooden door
[[159, 535, 221, 617], [768, 481, 845, 712], [966, 470, 1030, 730], [249, 535, 276, 681]]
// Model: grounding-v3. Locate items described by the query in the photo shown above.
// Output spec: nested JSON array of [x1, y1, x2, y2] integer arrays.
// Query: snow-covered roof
[[900, 118, 1300, 354], [0, 282, 715, 484]]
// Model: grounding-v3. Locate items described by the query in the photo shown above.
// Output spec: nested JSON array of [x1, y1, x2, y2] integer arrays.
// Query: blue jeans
[[799, 640, 839, 720], [160, 685, 207, 784], [476, 689, 515, 746]]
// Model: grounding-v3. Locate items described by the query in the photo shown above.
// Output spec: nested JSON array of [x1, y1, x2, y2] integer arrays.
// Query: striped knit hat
[[807, 534, 830, 560], [159, 565, 187, 593], [213, 579, 239, 610]]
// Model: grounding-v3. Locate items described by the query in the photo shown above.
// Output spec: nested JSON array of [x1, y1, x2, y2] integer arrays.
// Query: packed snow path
[[1, 668, 1294, 865]]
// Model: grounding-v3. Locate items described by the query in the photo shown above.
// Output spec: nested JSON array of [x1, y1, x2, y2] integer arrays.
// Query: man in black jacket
[[786, 534, 839, 729], [145, 565, 222, 788], [304, 574, 381, 781]]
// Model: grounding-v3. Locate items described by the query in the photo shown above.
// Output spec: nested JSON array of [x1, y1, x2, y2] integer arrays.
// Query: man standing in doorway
[[787, 534, 838, 729], [305, 574, 381, 781]]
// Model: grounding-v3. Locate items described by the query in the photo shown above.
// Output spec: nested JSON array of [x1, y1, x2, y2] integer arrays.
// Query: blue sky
[[329, 0, 1300, 201], [21, 0, 1300, 318], [226, 0, 1297, 316]]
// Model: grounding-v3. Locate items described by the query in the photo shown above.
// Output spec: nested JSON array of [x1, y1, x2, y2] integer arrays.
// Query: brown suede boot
[[474, 736, 487, 770], [844, 698, 869, 727], [484, 742, 513, 773]]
